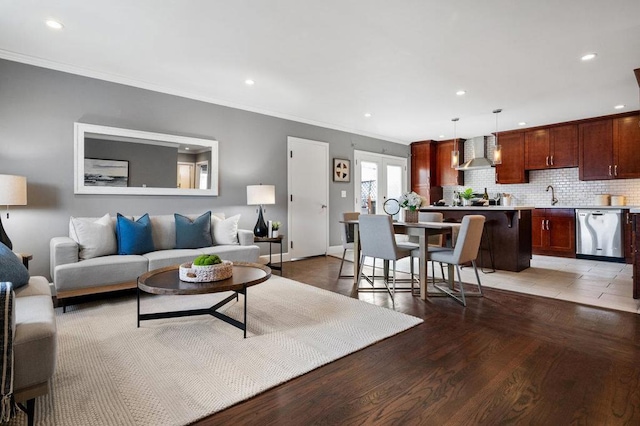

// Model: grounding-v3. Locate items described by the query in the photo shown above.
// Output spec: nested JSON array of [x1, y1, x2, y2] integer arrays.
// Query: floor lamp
[[247, 184, 275, 237], [0, 174, 27, 250]]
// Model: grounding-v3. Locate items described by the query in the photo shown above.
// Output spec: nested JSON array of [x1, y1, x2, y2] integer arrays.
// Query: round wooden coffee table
[[137, 262, 271, 338]]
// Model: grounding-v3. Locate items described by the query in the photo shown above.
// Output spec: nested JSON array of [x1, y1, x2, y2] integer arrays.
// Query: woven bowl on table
[[179, 260, 233, 283]]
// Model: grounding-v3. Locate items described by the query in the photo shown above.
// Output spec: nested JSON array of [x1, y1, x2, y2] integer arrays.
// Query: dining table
[[341, 219, 459, 300]]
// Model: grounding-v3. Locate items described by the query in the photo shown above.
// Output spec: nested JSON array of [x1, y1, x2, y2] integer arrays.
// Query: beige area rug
[[12, 276, 422, 426]]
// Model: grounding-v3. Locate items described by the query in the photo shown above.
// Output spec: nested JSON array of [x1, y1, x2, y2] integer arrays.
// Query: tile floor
[[333, 250, 640, 314]]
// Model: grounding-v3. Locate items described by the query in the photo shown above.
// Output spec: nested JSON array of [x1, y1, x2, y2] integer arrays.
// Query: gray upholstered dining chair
[[429, 215, 485, 306], [338, 212, 360, 278], [419, 212, 445, 247], [356, 214, 416, 300], [407, 212, 446, 280]]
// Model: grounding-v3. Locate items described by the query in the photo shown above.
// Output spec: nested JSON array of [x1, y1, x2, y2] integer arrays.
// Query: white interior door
[[287, 137, 329, 259], [354, 151, 407, 219], [177, 163, 194, 188]]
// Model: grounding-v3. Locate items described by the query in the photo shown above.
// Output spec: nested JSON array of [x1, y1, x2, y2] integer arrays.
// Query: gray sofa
[[50, 213, 260, 308], [10, 275, 57, 426]]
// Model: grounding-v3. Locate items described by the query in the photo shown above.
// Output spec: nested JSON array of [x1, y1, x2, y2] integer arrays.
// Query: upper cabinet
[[525, 125, 578, 170], [579, 114, 640, 180], [410, 140, 441, 204], [613, 115, 640, 179], [436, 139, 464, 186], [495, 132, 529, 184]]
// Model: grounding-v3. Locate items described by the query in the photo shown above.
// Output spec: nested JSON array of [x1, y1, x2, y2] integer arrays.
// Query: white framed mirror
[[74, 123, 219, 196]]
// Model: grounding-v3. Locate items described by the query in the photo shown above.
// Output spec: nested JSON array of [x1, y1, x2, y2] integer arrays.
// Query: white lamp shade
[[0, 174, 27, 205], [247, 184, 275, 205]]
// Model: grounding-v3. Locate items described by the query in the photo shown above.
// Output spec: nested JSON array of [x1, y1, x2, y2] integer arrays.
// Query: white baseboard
[[258, 245, 343, 264]]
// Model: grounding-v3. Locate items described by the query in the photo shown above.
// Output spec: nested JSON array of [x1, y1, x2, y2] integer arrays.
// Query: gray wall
[[0, 59, 409, 278], [85, 138, 177, 188]]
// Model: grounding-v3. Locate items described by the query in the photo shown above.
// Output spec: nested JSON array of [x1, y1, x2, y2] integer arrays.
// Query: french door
[[353, 151, 407, 220]]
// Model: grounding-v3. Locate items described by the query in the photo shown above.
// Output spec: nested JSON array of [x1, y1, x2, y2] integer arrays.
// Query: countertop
[[420, 206, 535, 211], [538, 205, 637, 210], [423, 205, 637, 211]]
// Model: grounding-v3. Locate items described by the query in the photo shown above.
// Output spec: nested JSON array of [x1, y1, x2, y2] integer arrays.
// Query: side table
[[18, 253, 33, 270], [254, 235, 284, 275]]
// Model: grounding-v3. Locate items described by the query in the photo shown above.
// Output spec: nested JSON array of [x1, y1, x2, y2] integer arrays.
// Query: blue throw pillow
[[0, 242, 29, 288], [175, 211, 213, 249], [116, 213, 155, 255]]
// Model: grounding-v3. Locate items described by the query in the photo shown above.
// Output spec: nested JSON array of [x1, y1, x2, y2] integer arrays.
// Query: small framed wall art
[[333, 158, 350, 182]]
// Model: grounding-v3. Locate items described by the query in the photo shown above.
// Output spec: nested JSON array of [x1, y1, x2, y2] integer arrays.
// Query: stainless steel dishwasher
[[575, 209, 623, 260]]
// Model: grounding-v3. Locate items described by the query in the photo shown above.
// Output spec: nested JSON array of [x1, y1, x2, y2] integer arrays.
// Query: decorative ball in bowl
[[179, 254, 233, 282]]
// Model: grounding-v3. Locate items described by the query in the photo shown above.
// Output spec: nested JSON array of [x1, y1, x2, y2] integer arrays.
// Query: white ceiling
[[1, 0, 639, 144]]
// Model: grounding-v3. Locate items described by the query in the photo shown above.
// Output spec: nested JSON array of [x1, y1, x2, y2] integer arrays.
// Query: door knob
[[321, 204, 327, 209]]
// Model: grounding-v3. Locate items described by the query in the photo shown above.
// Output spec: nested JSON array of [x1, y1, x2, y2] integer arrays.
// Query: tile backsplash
[[442, 136, 640, 207]]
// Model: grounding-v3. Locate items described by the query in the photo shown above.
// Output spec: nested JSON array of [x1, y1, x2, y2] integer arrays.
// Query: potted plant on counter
[[459, 188, 474, 206]]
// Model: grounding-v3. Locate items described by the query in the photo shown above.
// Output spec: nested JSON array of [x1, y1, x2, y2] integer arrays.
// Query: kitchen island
[[420, 206, 534, 272]]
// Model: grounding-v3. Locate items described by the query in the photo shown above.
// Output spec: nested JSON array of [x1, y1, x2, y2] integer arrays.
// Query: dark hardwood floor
[[195, 256, 640, 425]]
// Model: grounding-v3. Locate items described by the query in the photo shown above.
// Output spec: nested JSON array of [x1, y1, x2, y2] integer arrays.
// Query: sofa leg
[[26, 398, 35, 426]]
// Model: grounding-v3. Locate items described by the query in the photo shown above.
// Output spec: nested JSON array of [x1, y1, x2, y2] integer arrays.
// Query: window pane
[[360, 161, 378, 214]]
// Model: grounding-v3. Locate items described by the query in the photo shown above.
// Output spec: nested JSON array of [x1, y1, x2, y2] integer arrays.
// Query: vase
[[404, 209, 419, 223], [272, 230, 279, 238], [462, 198, 472, 206]]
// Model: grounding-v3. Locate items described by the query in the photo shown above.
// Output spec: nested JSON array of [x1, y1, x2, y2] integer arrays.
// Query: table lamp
[[0, 174, 27, 250], [247, 184, 275, 237]]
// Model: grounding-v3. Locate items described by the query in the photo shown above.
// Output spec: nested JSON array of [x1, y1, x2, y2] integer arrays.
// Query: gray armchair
[[4, 276, 57, 426]]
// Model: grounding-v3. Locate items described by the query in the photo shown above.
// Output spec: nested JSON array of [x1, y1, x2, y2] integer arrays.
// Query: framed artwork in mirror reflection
[[84, 158, 129, 187]]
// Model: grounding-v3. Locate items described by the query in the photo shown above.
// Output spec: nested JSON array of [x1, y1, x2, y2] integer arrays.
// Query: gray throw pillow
[[0, 242, 29, 288], [175, 211, 213, 249]]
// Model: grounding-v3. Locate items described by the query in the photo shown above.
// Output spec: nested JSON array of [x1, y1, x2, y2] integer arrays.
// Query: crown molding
[[0, 50, 407, 145]]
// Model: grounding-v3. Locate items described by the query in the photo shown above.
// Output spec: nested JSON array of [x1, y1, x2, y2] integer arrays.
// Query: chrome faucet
[[546, 185, 558, 205]]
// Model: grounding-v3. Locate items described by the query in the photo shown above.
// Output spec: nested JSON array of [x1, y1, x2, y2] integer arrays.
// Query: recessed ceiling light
[[439, 134, 445, 138], [244, 79, 255, 86], [185, 147, 190, 150], [456, 90, 466, 96], [45, 19, 64, 30], [364, 113, 372, 118], [518, 122, 527, 126], [581, 53, 597, 61], [614, 104, 625, 110]]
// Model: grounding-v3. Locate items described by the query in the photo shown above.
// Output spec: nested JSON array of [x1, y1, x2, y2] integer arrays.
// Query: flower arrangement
[[398, 191, 424, 211], [272, 221, 281, 231]]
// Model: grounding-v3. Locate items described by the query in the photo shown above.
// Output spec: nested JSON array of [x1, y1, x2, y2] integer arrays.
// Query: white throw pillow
[[212, 214, 240, 245], [69, 214, 117, 259]]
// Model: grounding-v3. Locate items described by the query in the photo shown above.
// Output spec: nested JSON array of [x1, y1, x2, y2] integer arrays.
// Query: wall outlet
[[341, 190, 347, 198]]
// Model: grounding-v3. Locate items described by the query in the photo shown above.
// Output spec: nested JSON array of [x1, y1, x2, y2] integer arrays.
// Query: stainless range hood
[[455, 136, 495, 171]]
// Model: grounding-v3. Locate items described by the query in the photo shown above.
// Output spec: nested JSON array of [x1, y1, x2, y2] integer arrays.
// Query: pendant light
[[492, 109, 503, 165], [450, 117, 460, 168]]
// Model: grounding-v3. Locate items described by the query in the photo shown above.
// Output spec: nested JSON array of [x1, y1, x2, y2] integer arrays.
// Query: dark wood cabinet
[[633, 213, 640, 299], [436, 139, 464, 186], [624, 210, 633, 264], [579, 119, 613, 180], [550, 125, 579, 168], [525, 125, 578, 170], [524, 129, 549, 170], [495, 132, 528, 184], [613, 115, 640, 179], [579, 114, 640, 180], [532, 208, 575, 257], [410, 140, 441, 205]]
